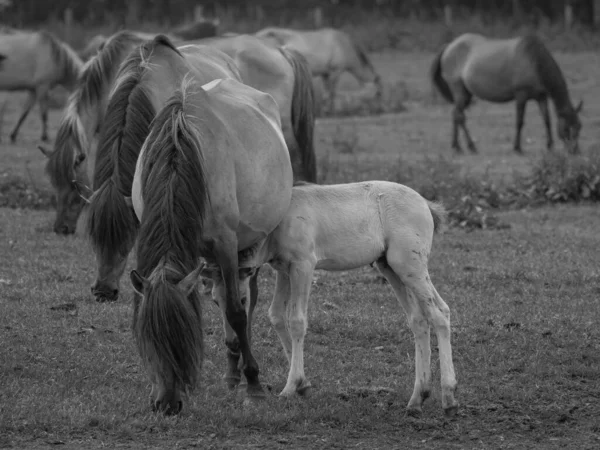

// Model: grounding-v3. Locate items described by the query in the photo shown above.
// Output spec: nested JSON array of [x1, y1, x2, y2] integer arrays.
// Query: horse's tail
[[430, 45, 454, 104], [427, 200, 447, 234], [279, 47, 317, 183], [135, 82, 209, 392]]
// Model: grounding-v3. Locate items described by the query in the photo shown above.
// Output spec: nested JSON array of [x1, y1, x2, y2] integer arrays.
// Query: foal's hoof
[[444, 403, 459, 418]]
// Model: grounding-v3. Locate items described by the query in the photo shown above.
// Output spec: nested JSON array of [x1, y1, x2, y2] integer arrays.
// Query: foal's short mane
[[520, 34, 571, 110], [136, 80, 209, 278]]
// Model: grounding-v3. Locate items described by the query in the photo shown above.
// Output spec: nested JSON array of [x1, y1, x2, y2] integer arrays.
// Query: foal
[[202, 181, 458, 416]]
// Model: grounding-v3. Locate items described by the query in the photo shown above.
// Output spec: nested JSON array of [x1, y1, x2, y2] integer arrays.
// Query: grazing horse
[[127, 68, 292, 413], [86, 36, 243, 303], [256, 27, 382, 112], [431, 33, 583, 154], [40, 30, 151, 234], [83, 33, 315, 304], [171, 20, 219, 40], [200, 181, 458, 416], [0, 30, 83, 142]]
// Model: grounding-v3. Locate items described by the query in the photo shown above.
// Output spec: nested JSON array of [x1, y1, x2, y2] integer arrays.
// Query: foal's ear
[[130, 270, 149, 295], [576, 99, 584, 113], [177, 265, 204, 296]]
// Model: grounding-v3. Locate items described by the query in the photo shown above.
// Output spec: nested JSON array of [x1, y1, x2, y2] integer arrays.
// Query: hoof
[[41, 135, 49, 143], [513, 146, 524, 154], [452, 146, 463, 154], [406, 406, 423, 417], [296, 380, 313, 397], [468, 144, 478, 153], [9, 135, 16, 144], [444, 400, 459, 418], [224, 375, 241, 391], [95, 294, 118, 303]]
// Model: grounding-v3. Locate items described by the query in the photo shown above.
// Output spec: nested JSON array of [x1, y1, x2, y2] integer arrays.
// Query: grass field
[[1, 49, 600, 449]]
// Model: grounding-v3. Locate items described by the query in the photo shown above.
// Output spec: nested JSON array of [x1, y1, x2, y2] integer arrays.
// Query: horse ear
[[576, 100, 583, 113], [130, 270, 149, 295], [37, 145, 51, 158], [177, 265, 204, 296]]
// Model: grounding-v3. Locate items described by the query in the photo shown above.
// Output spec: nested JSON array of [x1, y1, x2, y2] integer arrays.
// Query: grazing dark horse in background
[[431, 33, 583, 154], [171, 19, 219, 40], [40, 31, 150, 235], [256, 27, 382, 112], [126, 40, 292, 414], [0, 30, 83, 142]]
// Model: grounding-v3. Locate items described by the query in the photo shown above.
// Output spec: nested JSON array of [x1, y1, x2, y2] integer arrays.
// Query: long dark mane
[[520, 34, 572, 111], [135, 80, 209, 392], [39, 30, 83, 88], [47, 31, 150, 192], [87, 36, 176, 260]]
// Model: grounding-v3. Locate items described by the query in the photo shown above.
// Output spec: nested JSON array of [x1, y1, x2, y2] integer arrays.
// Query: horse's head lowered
[[557, 100, 583, 154], [40, 144, 92, 235]]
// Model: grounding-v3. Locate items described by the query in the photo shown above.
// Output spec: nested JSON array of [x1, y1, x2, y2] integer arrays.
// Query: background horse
[[201, 180, 458, 417], [84, 33, 315, 304], [255, 27, 382, 112], [126, 45, 292, 414], [40, 30, 149, 234], [0, 30, 83, 142], [431, 32, 583, 154], [171, 19, 219, 40]]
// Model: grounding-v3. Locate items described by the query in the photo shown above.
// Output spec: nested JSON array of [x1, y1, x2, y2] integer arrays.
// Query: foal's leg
[[375, 259, 432, 415], [268, 272, 293, 363], [513, 94, 528, 153], [537, 96, 553, 151], [9, 89, 37, 143], [215, 236, 265, 399], [385, 249, 458, 416], [280, 261, 314, 397]]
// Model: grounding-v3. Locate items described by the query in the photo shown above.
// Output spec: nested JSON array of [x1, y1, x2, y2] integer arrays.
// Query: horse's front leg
[[214, 238, 265, 400], [9, 89, 37, 143], [513, 95, 528, 153], [280, 261, 314, 397], [537, 96, 553, 151], [37, 89, 50, 142]]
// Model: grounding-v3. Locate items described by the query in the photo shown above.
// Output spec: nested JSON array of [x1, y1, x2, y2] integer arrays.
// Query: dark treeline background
[[0, 0, 598, 28]]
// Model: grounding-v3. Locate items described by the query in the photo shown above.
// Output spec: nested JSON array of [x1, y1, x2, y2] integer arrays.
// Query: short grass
[[1, 49, 600, 449]]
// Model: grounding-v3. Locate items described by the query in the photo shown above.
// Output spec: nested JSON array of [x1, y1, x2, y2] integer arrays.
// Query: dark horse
[[431, 33, 582, 154], [127, 39, 293, 414]]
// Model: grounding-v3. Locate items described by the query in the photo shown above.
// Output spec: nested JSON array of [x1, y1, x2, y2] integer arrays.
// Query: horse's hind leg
[[451, 84, 477, 153], [37, 90, 50, 142], [279, 261, 313, 397], [9, 89, 36, 143], [383, 248, 458, 416], [537, 95, 553, 151], [375, 259, 432, 415]]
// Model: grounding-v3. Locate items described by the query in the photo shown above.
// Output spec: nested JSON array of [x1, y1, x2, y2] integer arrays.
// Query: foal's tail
[[427, 200, 447, 234], [279, 47, 318, 183], [430, 45, 454, 104]]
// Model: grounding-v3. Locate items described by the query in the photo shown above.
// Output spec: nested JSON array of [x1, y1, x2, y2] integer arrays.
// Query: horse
[[431, 33, 583, 154], [171, 20, 219, 40], [200, 180, 459, 417], [0, 30, 83, 142], [255, 27, 382, 112], [39, 30, 152, 234], [82, 33, 315, 304], [126, 50, 293, 413]]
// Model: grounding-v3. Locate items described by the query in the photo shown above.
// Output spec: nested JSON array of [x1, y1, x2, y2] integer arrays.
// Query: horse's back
[[196, 77, 292, 247], [179, 44, 241, 82], [443, 33, 539, 102], [0, 31, 55, 88]]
